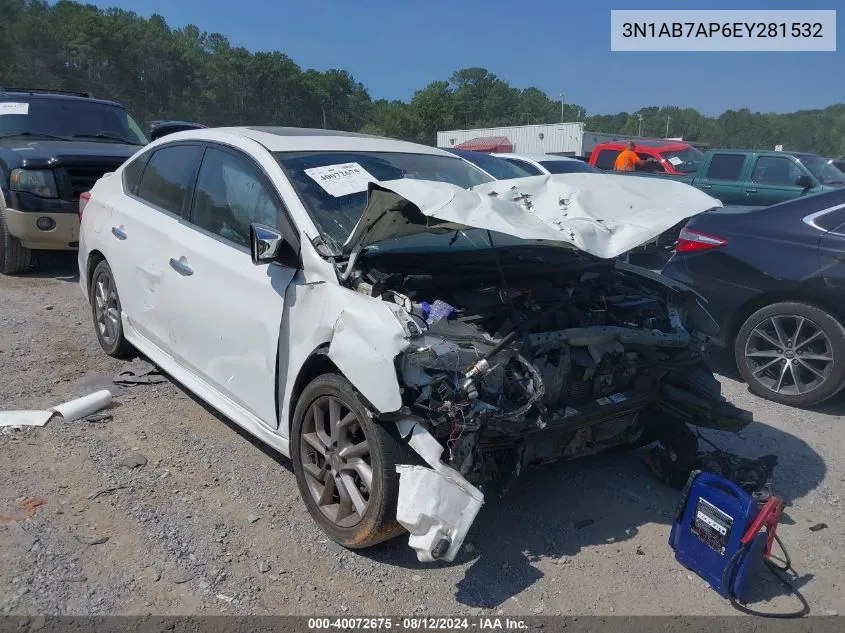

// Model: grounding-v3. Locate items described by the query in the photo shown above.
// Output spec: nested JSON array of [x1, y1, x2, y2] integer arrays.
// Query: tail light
[[78, 191, 91, 220], [675, 227, 727, 253]]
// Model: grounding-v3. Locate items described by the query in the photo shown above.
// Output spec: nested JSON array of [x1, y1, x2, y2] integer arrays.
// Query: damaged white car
[[78, 127, 751, 563]]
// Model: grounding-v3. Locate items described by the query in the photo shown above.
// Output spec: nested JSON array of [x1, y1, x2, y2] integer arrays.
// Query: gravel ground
[[1, 255, 843, 617]]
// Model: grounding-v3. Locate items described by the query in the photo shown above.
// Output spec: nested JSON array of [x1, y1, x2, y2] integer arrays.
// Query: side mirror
[[249, 223, 300, 268], [796, 174, 814, 190]]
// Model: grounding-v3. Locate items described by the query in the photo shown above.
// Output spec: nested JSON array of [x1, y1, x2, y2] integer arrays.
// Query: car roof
[[594, 140, 691, 151], [0, 88, 124, 109], [168, 126, 456, 156], [493, 153, 580, 162]]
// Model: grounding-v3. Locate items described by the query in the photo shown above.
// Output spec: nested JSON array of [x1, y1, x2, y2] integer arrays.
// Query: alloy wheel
[[744, 314, 834, 396], [94, 271, 120, 345], [299, 396, 373, 528]]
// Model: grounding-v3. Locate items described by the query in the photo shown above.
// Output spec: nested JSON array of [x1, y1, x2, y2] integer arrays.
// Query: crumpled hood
[[342, 173, 722, 260]]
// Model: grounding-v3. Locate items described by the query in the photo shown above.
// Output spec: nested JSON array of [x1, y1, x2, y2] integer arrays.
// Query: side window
[[705, 154, 746, 181], [636, 152, 664, 172], [122, 151, 150, 194], [751, 156, 801, 186], [136, 144, 203, 215], [594, 150, 620, 170], [191, 147, 279, 248], [503, 158, 542, 176], [811, 208, 845, 232]]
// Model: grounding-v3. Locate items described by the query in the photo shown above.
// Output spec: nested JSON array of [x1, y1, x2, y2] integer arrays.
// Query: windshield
[[799, 155, 845, 185], [661, 147, 703, 173], [539, 160, 600, 174], [0, 97, 147, 145], [275, 150, 493, 252], [457, 151, 534, 179]]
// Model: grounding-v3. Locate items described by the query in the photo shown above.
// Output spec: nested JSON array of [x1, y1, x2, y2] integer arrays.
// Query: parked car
[[617, 149, 844, 207], [662, 188, 845, 407], [79, 126, 749, 562], [443, 148, 535, 180], [589, 140, 703, 176], [492, 152, 602, 175], [0, 87, 203, 274]]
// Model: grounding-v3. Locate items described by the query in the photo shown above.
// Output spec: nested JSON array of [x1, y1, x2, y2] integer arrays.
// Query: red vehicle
[[589, 140, 704, 176]]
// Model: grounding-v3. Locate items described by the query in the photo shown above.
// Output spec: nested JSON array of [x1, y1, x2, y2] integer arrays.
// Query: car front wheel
[[291, 373, 407, 549], [89, 260, 133, 357], [0, 209, 32, 274], [735, 302, 845, 407]]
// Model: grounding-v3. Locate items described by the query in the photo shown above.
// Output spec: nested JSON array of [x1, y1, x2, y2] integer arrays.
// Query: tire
[[89, 260, 133, 358], [734, 302, 845, 407], [0, 208, 33, 274], [291, 373, 407, 549]]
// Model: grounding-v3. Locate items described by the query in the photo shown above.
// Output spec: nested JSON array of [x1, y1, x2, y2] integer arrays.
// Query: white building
[[437, 122, 675, 157]]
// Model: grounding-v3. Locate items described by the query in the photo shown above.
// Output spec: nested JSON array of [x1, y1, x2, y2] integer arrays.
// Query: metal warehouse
[[437, 122, 669, 157]]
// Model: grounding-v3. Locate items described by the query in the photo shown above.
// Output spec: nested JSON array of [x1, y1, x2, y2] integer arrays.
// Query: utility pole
[[665, 115, 670, 138], [559, 93, 564, 123], [636, 114, 644, 137], [322, 106, 327, 129]]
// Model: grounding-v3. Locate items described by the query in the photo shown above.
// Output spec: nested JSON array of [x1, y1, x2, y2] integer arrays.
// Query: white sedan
[[78, 126, 749, 562], [492, 152, 601, 175]]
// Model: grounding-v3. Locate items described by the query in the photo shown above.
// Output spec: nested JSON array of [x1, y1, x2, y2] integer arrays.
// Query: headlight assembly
[[10, 169, 59, 198]]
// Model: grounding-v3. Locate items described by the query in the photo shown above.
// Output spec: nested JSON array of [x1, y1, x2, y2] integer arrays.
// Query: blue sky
[[77, 0, 843, 116]]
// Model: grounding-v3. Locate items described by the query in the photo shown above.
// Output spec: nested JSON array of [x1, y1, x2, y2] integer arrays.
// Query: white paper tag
[[304, 162, 377, 197], [667, 156, 683, 166], [0, 102, 29, 115]]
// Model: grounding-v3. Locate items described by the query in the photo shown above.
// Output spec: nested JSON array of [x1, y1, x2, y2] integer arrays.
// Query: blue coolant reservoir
[[669, 471, 762, 599]]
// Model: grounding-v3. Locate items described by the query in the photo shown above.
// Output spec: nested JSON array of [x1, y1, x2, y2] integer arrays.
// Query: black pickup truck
[[0, 88, 202, 274]]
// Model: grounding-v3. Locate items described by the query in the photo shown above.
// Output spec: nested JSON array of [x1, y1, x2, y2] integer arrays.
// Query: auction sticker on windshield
[[0, 102, 29, 115], [305, 162, 378, 197]]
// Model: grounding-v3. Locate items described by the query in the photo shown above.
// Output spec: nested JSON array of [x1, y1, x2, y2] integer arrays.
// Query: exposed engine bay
[[344, 244, 752, 492]]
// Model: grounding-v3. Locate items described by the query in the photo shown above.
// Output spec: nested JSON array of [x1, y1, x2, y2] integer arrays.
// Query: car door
[[108, 142, 204, 352], [161, 143, 297, 428], [694, 152, 748, 205], [816, 207, 845, 290], [745, 155, 807, 206]]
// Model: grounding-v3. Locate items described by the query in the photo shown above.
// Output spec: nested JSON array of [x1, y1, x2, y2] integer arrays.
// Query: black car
[[662, 188, 845, 407], [0, 88, 202, 274]]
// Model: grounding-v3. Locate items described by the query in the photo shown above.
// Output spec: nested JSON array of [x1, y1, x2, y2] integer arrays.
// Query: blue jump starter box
[[669, 471, 773, 600]]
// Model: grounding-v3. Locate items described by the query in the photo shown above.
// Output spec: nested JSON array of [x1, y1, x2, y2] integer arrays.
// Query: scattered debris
[[247, 513, 260, 524], [636, 546, 645, 556], [60, 575, 87, 583], [44, 305, 54, 311], [0, 497, 47, 522], [86, 484, 127, 500], [171, 571, 195, 584], [216, 594, 234, 603], [52, 390, 114, 423], [118, 452, 148, 469], [574, 519, 594, 529], [0, 411, 53, 429], [809, 523, 828, 532], [257, 560, 271, 574], [74, 534, 109, 546], [113, 359, 167, 386], [84, 412, 113, 423]]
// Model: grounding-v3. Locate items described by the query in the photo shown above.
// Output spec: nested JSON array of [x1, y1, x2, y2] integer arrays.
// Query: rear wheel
[[291, 373, 406, 549], [89, 260, 133, 357], [735, 302, 845, 407], [0, 209, 32, 274]]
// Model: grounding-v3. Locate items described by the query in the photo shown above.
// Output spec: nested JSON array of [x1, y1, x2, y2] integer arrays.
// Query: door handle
[[699, 184, 711, 189], [111, 226, 127, 240], [746, 188, 757, 194], [169, 257, 193, 276]]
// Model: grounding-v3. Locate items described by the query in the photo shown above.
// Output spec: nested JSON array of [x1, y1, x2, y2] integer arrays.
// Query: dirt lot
[[1, 255, 844, 617]]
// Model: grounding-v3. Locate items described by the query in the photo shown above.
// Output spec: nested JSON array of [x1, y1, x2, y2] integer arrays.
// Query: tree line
[[2, 0, 844, 158]]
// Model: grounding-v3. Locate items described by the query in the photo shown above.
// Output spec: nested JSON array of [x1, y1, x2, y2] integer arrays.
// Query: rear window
[[706, 154, 746, 181], [594, 149, 620, 170], [539, 160, 600, 174], [502, 158, 543, 176]]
